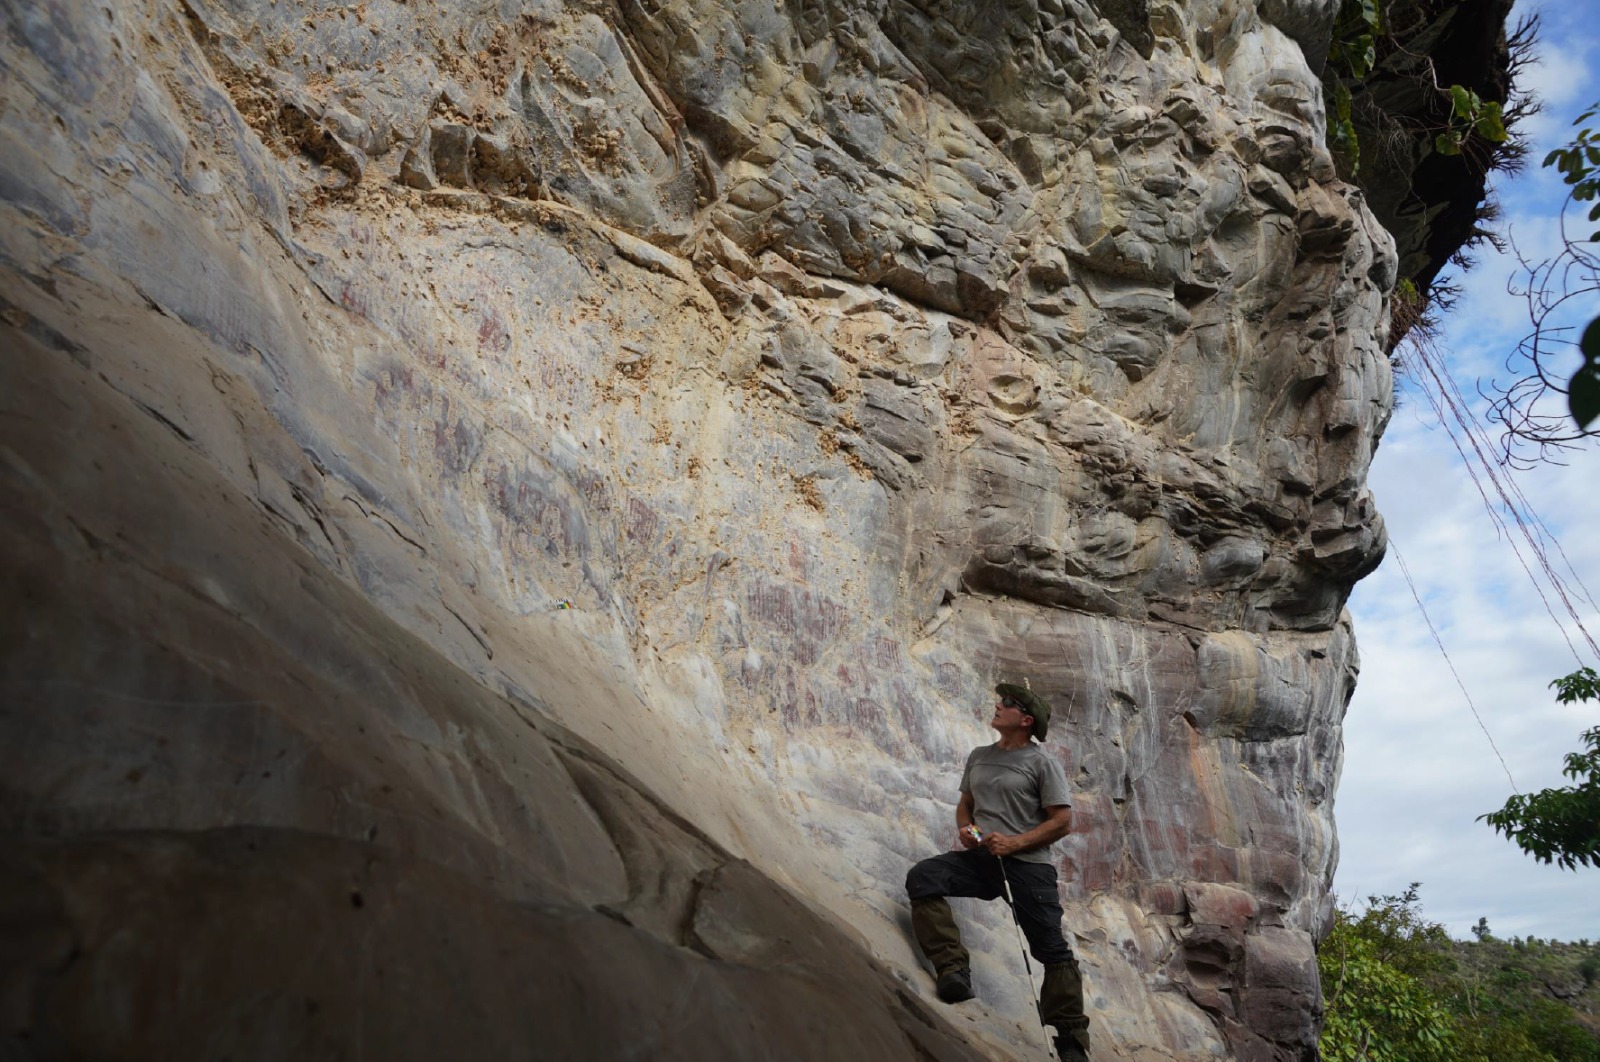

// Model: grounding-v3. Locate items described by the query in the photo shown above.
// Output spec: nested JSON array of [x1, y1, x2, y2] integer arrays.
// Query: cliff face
[[2, 1, 1397, 1058]]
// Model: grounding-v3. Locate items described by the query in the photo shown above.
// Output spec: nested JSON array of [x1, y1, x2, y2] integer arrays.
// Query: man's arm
[[955, 790, 982, 848], [983, 804, 1071, 857]]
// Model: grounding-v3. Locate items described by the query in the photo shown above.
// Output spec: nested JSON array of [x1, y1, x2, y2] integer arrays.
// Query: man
[[904, 683, 1091, 1062]]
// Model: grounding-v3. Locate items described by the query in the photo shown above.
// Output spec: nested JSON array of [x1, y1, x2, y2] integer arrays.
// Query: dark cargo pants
[[905, 849, 1089, 1042]]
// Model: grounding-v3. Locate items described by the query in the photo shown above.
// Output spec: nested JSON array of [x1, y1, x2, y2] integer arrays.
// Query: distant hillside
[[1320, 888, 1600, 1061], [1447, 930, 1600, 1059]]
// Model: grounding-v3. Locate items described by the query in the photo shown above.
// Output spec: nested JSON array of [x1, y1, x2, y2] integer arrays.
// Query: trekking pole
[[989, 842, 1058, 1060]]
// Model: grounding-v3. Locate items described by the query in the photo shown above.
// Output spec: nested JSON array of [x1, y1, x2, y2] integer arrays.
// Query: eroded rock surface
[[2, 0, 1404, 1057]]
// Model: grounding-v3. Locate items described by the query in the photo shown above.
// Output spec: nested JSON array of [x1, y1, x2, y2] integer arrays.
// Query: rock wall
[[1, 0, 1400, 1058]]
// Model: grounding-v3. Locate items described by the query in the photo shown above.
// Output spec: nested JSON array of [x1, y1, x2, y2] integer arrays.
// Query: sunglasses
[[998, 696, 1031, 716]]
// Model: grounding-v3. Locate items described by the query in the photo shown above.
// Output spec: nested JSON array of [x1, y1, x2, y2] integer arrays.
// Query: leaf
[[1570, 365, 1600, 431], [1353, 34, 1375, 77], [1475, 102, 1507, 142], [1434, 132, 1461, 156], [1568, 328, 1600, 430], [1450, 84, 1474, 119], [1544, 148, 1563, 167]]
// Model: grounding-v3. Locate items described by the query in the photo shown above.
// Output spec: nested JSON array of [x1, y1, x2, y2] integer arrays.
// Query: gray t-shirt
[[960, 742, 1071, 864]]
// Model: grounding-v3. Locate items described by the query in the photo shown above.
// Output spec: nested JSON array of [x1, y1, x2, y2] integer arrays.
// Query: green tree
[[1480, 667, 1600, 869], [1318, 887, 1600, 1061], [1319, 886, 1458, 1062]]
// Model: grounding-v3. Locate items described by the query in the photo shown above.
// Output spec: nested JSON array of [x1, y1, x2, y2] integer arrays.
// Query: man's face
[[991, 697, 1033, 732]]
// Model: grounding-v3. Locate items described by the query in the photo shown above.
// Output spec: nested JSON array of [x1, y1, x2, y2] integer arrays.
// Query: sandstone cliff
[[1, 0, 1447, 1058]]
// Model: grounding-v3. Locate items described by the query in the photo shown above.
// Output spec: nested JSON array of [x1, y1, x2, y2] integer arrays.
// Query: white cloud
[[1520, 44, 1593, 114], [1340, 96, 1600, 932], [1518, 3, 1598, 95], [1341, 390, 1600, 938]]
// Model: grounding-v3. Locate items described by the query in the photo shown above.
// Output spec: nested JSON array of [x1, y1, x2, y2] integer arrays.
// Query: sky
[[1334, 0, 1600, 941]]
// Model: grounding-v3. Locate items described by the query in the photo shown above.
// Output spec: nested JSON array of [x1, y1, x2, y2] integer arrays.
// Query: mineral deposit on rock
[[1, 0, 1420, 1057]]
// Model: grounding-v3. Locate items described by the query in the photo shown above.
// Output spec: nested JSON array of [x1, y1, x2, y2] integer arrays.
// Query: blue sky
[[1336, 0, 1600, 941]]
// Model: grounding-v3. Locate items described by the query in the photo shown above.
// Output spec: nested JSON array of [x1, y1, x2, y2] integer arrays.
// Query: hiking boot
[[935, 966, 974, 1003], [1053, 1033, 1089, 1061], [909, 896, 969, 977]]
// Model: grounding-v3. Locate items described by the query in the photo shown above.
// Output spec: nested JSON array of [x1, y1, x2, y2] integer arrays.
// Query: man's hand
[[983, 832, 1024, 857], [958, 824, 983, 849]]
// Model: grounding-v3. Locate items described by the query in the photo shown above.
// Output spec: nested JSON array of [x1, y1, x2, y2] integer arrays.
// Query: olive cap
[[995, 682, 1052, 740]]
